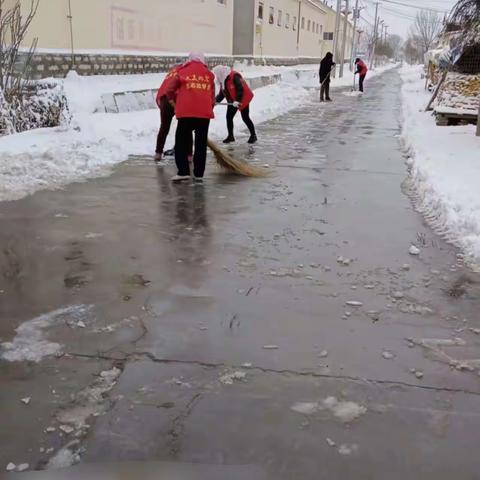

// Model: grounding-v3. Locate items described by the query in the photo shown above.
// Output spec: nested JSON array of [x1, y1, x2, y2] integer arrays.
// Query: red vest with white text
[[225, 71, 254, 110], [174, 61, 215, 119]]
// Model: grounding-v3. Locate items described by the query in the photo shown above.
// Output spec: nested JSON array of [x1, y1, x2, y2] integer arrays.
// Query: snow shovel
[[352, 74, 357, 92]]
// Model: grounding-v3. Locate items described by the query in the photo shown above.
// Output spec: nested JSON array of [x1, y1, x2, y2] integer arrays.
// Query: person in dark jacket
[[355, 58, 368, 93], [213, 65, 257, 144], [319, 52, 335, 102]]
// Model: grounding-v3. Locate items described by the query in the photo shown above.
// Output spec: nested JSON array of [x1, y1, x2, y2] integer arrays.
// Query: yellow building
[[6, 0, 355, 64], [7, 0, 234, 55]]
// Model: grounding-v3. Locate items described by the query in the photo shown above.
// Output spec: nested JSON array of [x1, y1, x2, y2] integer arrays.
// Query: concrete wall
[[10, 0, 234, 55], [24, 52, 321, 79], [233, 0, 255, 55]]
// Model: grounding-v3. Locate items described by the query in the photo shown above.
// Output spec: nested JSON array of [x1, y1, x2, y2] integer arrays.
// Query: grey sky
[[357, 0, 458, 39]]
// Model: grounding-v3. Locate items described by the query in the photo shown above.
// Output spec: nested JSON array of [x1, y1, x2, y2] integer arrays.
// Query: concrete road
[[1, 69, 480, 479]]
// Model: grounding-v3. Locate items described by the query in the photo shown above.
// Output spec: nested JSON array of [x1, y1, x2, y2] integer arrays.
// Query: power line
[[364, 0, 449, 13]]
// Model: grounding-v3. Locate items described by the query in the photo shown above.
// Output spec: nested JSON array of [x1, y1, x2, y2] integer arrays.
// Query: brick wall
[[24, 53, 320, 79]]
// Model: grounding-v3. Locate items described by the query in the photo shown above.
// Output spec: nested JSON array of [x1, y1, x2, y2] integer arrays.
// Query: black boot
[[223, 136, 235, 144], [247, 134, 257, 144]]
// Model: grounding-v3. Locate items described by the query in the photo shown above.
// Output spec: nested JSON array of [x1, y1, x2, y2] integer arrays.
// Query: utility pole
[[384, 24, 388, 43], [370, 2, 379, 69], [332, 0, 342, 77], [350, 0, 360, 71], [476, 101, 480, 137], [339, 0, 349, 77]]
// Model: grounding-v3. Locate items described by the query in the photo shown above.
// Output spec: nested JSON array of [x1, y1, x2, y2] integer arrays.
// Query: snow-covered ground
[[400, 65, 480, 266], [0, 62, 396, 202]]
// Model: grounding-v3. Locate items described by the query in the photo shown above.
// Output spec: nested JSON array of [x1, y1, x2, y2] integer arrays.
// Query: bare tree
[[0, 0, 39, 102], [411, 10, 442, 55], [403, 34, 424, 64], [387, 34, 403, 59]]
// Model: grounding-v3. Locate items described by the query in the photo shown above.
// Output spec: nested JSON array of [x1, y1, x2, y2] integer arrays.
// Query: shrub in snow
[[0, 82, 69, 136]]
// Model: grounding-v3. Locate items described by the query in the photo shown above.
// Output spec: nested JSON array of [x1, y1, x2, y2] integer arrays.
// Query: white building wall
[[247, 0, 353, 59]]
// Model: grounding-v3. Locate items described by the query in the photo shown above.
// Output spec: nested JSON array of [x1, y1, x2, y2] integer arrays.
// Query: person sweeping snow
[[166, 52, 215, 183], [319, 52, 335, 102], [354, 58, 368, 93], [154, 64, 183, 163], [212, 65, 257, 144]]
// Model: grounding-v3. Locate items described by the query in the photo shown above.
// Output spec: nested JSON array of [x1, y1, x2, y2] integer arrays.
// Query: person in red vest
[[166, 52, 215, 183], [213, 65, 257, 144], [154, 64, 182, 162], [354, 58, 368, 93]]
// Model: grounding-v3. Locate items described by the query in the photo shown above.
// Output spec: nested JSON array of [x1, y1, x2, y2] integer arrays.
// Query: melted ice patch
[[1, 305, 93, 362], [323, 396, 367, 423]]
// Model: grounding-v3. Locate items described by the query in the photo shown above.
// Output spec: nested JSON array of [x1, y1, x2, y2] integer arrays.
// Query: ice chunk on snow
[[323, 396, 367, 423], [16, 464, 29, 472], [6, 463, 16, 472], [382, 351, 395, 360], [59, 425, 74, 434], [326, 438, 336, 447], [47, 442, 81, 470], [291, 402, 319, 415], [409, 245, 420, 256], [346, 301, 363, 307], [220, 371, 246, 385], [338, 444, 359, 455], [21, 397, 31, 405]]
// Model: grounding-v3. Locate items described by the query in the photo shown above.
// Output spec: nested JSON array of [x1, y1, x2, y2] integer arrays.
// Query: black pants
[[226, 105, 256, 138], [359, 74, 366, 92], [320, 79, 330, 100], [175, 118, 210, 178], [156, 96, 174, 154]]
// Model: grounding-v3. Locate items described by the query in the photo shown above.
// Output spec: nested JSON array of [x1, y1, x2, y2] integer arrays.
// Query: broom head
[[207, 139, 268, 177]]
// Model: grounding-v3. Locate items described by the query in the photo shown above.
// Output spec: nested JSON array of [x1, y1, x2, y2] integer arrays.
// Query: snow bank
[[400, 65, 480, 266]]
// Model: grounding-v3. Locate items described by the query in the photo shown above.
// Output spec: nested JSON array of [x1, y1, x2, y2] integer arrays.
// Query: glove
[[232, 101, 241, 108]]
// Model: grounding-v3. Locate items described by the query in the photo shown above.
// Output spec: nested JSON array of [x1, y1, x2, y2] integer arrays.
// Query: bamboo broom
[[207, 139, 268, 177]]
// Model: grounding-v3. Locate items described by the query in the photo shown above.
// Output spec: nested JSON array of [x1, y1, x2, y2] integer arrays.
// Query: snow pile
[[400, 65, 480, 265]]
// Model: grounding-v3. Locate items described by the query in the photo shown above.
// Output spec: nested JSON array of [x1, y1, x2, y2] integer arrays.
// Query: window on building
[[316, 23, 319, 34], [128, 19, 135, 40], [217, 0, 226, 4], [301, 17, 305, 29], [116, 18, 124, 40], [323, 32, 334, 41], [278, 10, 282, 26], [307, 19, 311, 31], [269, 6, 274, 24], [285, 13, 290, 28], [257, 2, 264, 20], [319, 24, 323, 34], [293, 16, 297, 30]]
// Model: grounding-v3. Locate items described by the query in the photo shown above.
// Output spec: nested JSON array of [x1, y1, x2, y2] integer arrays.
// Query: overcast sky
[[357, 0, 458, 39]]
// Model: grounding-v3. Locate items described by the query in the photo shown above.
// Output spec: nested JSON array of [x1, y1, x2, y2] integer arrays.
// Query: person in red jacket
[[213, 65, 257, 144], [166, 52, 215, 183], [354, 58, 368, 93], [154, 64, 182, 162]]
